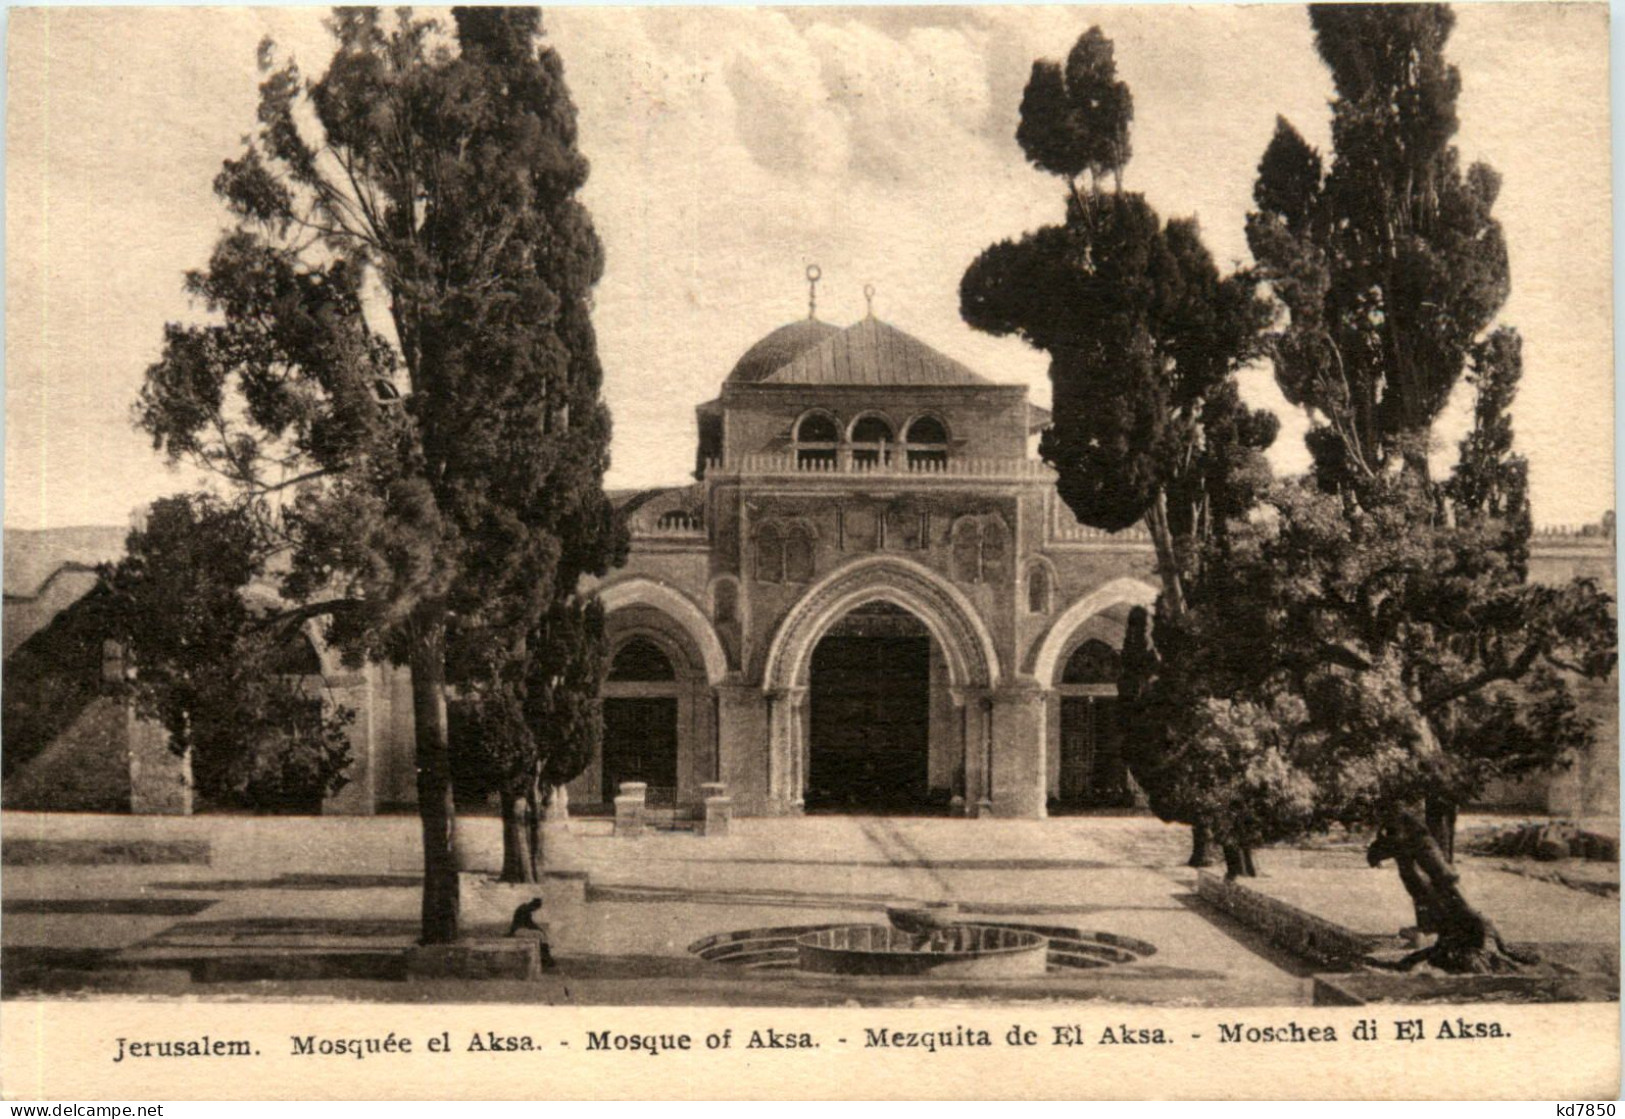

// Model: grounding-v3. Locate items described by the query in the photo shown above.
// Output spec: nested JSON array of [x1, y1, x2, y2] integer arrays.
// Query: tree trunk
[[1425, 796, 1457, 864], [1366, 810, 1537, 974], [526, 774, 546, 877], [410, 609, 459, 944], [1142, 495, 1215, 872], [1187, 820, 1217, 868], [1221, 843, 1257, 880], [498, 789, 537, 884], [1143, 491, 1186, 619]]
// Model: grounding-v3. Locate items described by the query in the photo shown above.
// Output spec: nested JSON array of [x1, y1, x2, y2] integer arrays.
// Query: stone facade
[[3, 317, 1617, 821]]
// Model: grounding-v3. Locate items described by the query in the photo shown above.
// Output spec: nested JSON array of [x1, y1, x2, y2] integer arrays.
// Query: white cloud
[[5, 7, 1612, 529]]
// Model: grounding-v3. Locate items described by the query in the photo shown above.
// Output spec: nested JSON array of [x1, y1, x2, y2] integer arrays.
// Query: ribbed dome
[[727, 319, 841, 384]]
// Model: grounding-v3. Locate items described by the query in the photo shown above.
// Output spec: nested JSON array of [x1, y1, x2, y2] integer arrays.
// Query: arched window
[[795, 413, 839, 469], [905, 415, 949, 470], [1062, 639, 1120, 685], [712, 580, 738, 625], [756, 522, 784, 584], [850, 415, 893, 468], [981, 517, 1007, 579], [1027, 563, 1051, 614], [785, 522, 816, 583], [609, 637, 676, 682], [951, 515, 1008, 584]]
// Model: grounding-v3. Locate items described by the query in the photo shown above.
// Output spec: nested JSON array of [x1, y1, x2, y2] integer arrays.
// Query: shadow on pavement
[[149, 873, 421, 892], [3, 898, 217, 916]]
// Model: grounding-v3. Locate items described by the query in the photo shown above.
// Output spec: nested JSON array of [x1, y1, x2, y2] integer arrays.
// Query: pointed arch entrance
[[760, 556, 1001, 814], [804, 602, 936, 813]]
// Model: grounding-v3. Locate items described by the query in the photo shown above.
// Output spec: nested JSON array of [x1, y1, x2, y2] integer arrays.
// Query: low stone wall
[[1196, 872, 1393, 968], [1313, 971, 1618, 1006]]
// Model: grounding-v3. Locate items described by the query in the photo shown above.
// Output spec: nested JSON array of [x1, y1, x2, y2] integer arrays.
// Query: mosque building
[[4, 272, 1616, 820]]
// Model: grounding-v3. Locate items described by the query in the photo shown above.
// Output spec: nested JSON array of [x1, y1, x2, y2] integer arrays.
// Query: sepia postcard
[[1, 2, 1617, 1101]]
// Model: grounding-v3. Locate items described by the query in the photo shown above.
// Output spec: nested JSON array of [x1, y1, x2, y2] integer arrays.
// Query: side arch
[[1028, 576, 1158, 685], [597, 577, 729, 685], [762, 555, 1000, 692]]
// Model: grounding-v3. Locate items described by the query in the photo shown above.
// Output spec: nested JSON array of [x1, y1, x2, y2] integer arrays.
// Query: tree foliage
[[1246, 5, 1510, 481], [1127, 3, 1616, 969], [116, 8, 621, 941], [962, 26, 1275, 617], [1015, 27, 1134, 190], [105, 496, 355, 812]]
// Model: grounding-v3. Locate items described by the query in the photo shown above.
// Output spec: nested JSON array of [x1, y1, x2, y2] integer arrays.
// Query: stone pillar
[[614, 781, 647, 837], [991, 683, 1048, 818], [127, 706, 191, 815], [977, 694, 995, 818], [545, 784, 572, 828], [701, 780, 733, 837], [715, 682, 768, 815], [764, 686, 804, 815], [788, 685, 808, 813], [952, 688, 993, 818]]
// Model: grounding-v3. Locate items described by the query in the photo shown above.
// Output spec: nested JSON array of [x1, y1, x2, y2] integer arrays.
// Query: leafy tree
[[450, 595, 609, 883], [120, 8, 619, 942], [961, 25, 1275, 863], [1146, 3, 1618, 971], [1246, 5, 1509, 483], [105, 495, 356, 813]]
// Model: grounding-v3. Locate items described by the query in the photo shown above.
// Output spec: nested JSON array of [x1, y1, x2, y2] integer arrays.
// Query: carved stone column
[[991, 682, 1049, 818], [787, 685, 809, 813], [765, 686, 805, 815], [951, 687, 993, 818]]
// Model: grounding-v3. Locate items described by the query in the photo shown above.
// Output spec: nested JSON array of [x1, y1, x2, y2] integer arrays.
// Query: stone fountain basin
[[795, 924, 1049, 978]]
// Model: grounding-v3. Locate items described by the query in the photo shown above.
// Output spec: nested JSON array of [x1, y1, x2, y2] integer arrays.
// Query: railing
[[703, 453, 1055, 480], [1048, 521, 1608, 547], [628, 509, 706, 540], [1049, 522, 1153, 544], [1532, 523, 1615, 541]]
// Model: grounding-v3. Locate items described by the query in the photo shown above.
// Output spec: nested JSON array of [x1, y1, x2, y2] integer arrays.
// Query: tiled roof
[[760, 318, 992, 387]]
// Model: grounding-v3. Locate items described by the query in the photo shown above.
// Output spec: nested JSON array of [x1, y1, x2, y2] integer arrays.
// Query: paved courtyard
[[0, 812, 1613, 1005]]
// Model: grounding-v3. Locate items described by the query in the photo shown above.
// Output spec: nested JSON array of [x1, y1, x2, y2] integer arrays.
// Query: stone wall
[[1195, 871, 1395, 968]]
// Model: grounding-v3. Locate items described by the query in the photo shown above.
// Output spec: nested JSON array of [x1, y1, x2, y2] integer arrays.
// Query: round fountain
[[795, 922, 1049, 978], [689, 910, 1157, 978]]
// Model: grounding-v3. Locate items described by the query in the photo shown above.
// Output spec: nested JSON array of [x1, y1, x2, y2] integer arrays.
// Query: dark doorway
[[602, 697, 678, 805], [1054, 638, 1131, 811], [1058, 696, 1129, 808], [806, 603, 933, 814]]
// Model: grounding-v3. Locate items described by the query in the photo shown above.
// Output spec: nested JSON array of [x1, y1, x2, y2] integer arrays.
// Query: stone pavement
[[1, 811, 1610, 1005]]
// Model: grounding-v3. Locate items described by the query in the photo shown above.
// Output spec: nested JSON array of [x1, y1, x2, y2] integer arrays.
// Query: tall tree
[[120, 8, 620, 942], [1152, 2, 1617, 970], [961, 25, 1275, 863], [1247, 5, 1509, 483]]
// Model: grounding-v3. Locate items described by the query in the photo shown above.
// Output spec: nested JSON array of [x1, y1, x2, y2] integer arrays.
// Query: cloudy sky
[[6, 4, 1612, 530]]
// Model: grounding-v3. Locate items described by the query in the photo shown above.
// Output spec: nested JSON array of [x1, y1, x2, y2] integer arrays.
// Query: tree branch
[[1419, 642, 1542, 713]]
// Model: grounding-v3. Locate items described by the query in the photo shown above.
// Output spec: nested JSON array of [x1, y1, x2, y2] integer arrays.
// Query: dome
[[727, 319, 842, 384]]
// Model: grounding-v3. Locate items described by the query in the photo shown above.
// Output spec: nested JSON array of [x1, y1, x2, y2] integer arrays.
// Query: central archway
[[760, 556, 1000, 814]]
